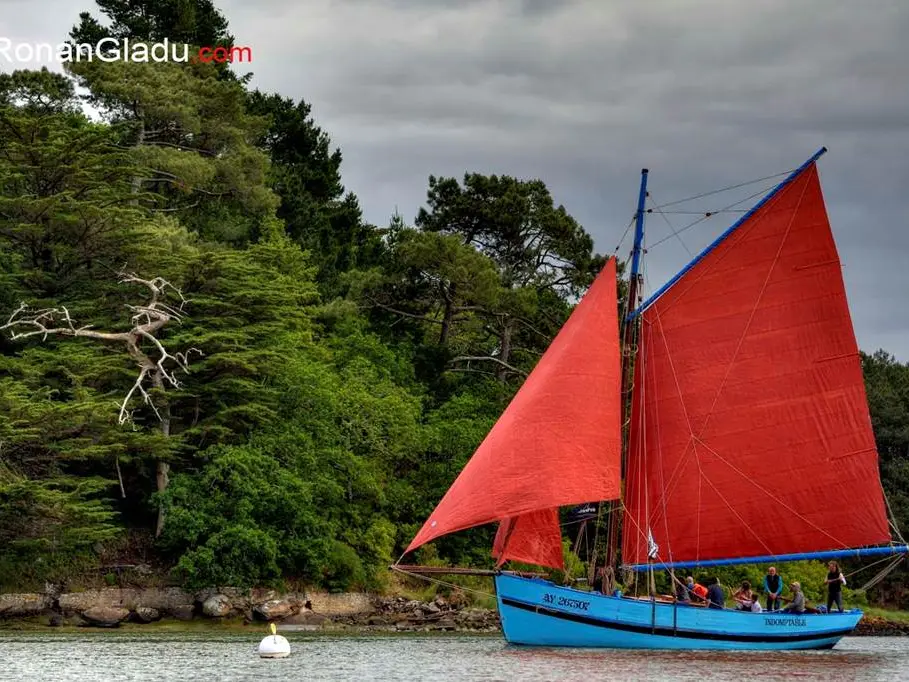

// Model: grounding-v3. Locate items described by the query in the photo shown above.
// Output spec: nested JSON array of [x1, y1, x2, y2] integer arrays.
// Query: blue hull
[[494, 574, 862, 650]]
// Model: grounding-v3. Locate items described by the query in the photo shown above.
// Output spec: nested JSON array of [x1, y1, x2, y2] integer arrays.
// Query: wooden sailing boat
[[397, 147, 909, 650]]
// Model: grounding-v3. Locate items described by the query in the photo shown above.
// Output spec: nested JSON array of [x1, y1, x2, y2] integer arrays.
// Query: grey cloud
[[2, 0, 908, 357]]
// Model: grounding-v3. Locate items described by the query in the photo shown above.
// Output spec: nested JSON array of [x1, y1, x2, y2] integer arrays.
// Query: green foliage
[[0, 1, 905, 608], [65, 56, 278, 243], [160, 444, 329, 588], [416, 172, 605, 294], [245, 90, 375, 290], [0, 68, 149, 296], [70, 1, 233, 51]]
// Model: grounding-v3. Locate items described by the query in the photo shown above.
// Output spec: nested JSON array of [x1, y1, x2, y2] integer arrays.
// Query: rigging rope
[[647, 181, 781, 250], [650, 168, 794, 210], [390, 566, 497, 599], [612, 215, 637, 256], [855, 556, 904, 593], [646, 191, 693, 258]]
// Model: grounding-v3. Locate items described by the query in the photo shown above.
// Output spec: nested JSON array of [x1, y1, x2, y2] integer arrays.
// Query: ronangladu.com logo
[[0, 38, 252, 64]]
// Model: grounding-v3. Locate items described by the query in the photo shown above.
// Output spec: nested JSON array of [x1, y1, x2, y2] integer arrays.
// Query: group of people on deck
[[674, 562, 847, 613]]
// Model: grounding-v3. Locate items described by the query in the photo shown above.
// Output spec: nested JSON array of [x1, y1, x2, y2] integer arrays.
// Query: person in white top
[[750, 597, 763, 613]]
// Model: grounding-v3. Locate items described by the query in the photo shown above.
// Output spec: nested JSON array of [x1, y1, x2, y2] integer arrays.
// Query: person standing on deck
[[706, 578, 725, 609], [825, 561, 846, 613], [763, 566, 783, 611]]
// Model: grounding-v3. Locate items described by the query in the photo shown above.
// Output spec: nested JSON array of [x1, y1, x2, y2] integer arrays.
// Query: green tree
[[413, 174, 606, 381], [65, 57, 278, 243], [70, 0, 233, 51], [0, 68, 147, 297], [246, 90, 376, 290], [416, 173, 604, 295]]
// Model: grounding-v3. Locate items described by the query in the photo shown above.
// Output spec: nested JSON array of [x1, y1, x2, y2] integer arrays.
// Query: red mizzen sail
[[623, 164, 891, 566], [406, 258, 623, 568]]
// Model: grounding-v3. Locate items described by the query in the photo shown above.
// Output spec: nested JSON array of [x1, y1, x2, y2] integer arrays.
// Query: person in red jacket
[[687, 576, 708, 603]]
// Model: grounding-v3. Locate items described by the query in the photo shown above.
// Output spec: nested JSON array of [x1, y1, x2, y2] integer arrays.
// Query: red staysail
[[623, 164, 891, 566], [492, 508, 563, 570], [406, 258, 623, 568]]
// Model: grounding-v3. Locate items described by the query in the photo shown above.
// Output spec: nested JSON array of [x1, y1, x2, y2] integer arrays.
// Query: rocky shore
[[853, 616, 909, 636], [0, 588, 499, 632], [1, 588, 905, 635]]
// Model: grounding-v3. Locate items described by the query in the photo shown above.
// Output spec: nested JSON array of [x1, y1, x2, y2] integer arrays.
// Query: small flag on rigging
[[647, 530, 659, 560]]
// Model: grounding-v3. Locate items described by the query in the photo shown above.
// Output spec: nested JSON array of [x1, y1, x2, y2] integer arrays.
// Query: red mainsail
[[406, 258, 623, 568], [623, 164, 891, 566]]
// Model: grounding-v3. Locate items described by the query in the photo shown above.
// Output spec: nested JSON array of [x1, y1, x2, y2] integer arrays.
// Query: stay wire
[[650, 168, 794, 210], [613, 215, 637, 256], [646, 191, 693, 258], [648, 180, 782, 250]]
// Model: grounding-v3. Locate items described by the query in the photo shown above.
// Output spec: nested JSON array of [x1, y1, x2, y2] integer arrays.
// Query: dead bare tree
[[1, 271, 201, 537]]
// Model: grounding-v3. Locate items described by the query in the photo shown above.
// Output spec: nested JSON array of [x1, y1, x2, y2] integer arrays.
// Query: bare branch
[[362, 299, 445, 325], [449, 355, 528, 377], [3, 273, 203, 428]]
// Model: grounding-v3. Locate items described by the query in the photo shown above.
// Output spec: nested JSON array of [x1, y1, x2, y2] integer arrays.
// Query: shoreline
[[1, 588, 906, 636]]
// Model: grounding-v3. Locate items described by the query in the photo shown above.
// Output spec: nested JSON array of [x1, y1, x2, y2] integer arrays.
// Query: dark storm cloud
[[2, 0, 908, 355]]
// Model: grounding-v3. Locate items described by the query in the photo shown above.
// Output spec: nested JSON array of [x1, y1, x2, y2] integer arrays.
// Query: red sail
[[406, 258, 622, 566], [492, 509, 564, 570], [623, 164, 891, 566]]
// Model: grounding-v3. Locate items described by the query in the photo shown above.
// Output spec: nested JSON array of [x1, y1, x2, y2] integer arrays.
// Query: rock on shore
[[328, 596, 500, 632]]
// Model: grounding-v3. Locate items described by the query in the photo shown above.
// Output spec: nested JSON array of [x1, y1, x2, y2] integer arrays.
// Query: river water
[[0, 631, 906, 681]]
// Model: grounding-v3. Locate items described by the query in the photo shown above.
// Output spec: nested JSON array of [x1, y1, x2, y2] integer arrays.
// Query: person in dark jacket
[[825, 561, 845, 613], [706, 577, 725, 609], [763, 566, 783, 611]]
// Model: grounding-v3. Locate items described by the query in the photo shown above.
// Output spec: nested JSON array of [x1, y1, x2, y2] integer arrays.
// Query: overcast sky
[[3, 0, 908, 358]]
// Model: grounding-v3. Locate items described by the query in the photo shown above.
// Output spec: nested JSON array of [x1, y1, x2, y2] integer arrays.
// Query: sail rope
[[650, 168, 794, 211], [390, 565, 497, 600], [691, 437, 851, 550], [853, 556, 904, 593], [646, 191, 693, 257], [612, 215, 637, 256], [882, 487, 907, 545], [647, 181, 782, 250]]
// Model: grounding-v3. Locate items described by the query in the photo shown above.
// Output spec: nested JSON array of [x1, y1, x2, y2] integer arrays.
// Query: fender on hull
[[494, 574, 861, 651]]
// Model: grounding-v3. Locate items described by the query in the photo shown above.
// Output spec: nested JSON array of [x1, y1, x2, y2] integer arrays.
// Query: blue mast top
[[629, 168, 649, 284], [626, 146, 828, 323]]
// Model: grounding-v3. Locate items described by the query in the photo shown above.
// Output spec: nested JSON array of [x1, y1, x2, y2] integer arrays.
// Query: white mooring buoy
[[258, 622, 291, 658]]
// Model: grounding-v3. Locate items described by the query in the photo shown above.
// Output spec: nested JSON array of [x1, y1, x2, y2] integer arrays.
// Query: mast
[[602, 168, 648, 588]]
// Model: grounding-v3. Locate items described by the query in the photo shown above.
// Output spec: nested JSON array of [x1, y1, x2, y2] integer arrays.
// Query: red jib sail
[[623, 163, 891, 566], [406, 258, 623, 569]]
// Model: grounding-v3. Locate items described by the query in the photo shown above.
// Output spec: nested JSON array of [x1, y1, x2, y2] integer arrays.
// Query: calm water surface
[[0, 631, 906, 681]]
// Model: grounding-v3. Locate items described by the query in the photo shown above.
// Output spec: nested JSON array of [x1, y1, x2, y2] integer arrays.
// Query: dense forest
[[2, 1, 908, 605]]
